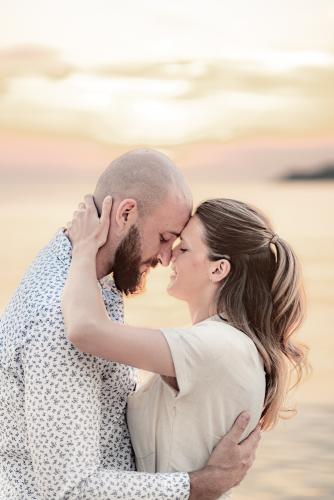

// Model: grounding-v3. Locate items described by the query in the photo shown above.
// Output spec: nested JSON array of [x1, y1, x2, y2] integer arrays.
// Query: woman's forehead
[[180, 215, 203, 241]]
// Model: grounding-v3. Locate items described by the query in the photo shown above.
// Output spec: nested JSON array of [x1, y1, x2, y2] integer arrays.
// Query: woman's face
[[167, 215, 213, 301]]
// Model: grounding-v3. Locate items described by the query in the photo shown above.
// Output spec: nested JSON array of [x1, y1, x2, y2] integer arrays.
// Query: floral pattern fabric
[[0, 230, 189, 499]]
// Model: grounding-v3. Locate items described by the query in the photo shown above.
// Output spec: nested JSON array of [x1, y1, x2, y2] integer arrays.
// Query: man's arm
[[22, 324, 189, 500], [67, 414, 261, 500], [189, 413, 261, 499]]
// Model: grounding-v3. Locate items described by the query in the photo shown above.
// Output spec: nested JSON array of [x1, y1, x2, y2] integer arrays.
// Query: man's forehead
[[155, 200, 191, 232], [159, 194, 191, 215], [161, 217, 190, 236]]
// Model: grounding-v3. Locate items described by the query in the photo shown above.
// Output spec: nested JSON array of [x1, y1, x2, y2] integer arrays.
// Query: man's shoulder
[[22, 231, 69, 289], [0, 234, 68, 351]]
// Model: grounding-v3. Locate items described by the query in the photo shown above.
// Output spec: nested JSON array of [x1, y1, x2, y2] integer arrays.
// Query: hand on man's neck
[[64, 228, 113, 282]]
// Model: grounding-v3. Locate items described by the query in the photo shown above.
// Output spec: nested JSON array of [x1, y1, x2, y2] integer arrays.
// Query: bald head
[[94, 149, 192, 216]]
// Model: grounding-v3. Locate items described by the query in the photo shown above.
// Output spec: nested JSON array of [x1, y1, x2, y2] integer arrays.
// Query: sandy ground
[[1, 175, 333, 498]]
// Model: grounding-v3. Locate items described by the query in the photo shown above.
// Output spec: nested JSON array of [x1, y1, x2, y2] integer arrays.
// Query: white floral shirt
[[0, 230, 189, 499]]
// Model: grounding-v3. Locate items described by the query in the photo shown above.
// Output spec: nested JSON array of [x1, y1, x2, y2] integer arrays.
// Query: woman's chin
[[166, 282, 174, 295], [167, 279, 187, 301], [167, 277, 178, 297]]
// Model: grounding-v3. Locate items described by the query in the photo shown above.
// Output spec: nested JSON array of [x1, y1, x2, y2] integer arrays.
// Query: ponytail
[[196, 198, 310, 430], [260, 237, 309, 429]]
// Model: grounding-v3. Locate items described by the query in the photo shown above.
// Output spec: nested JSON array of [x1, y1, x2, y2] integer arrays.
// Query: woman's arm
[[61, 195, 176, 377]]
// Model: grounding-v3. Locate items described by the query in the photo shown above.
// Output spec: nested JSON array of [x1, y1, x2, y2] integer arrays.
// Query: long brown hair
[[196, 198, 309, 430]]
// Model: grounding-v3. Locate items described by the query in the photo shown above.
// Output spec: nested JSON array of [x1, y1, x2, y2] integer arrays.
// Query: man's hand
[[189, 412, 261, 500]]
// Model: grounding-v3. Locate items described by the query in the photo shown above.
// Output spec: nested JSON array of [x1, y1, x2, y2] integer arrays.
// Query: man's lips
[[141, 258, 159, 268], [140, 265, 150, 274]]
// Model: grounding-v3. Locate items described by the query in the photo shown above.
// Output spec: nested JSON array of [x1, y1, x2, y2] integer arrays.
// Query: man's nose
[[158, 247, 172, 267]]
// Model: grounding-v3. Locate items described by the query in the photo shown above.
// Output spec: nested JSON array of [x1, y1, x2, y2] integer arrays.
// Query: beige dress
[[127, 316, 266, 498]]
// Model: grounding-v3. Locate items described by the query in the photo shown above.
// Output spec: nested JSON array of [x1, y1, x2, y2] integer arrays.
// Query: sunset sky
[[1, 0, 334, 175]]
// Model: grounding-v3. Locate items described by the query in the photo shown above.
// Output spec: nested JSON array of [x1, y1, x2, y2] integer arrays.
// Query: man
[[0, 149, 260, 499]]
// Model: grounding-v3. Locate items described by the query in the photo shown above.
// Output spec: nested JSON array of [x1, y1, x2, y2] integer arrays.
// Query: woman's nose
[[171, 245, 180, 260]]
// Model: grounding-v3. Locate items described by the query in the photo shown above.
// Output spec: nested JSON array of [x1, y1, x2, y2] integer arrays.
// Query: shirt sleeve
[[22, 321, 190, 500], [160, 323, 217, 398]]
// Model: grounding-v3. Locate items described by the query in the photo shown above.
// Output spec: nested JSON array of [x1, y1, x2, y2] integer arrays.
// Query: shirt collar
[[49, 228, 122, 295], [49, 228, 72, 267]]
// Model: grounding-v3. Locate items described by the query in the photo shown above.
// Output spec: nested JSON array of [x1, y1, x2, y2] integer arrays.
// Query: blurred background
[[1, 1, 333, 498]]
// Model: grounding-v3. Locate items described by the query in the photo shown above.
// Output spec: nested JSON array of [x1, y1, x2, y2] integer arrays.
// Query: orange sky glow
[[1, 0, 334, 177]]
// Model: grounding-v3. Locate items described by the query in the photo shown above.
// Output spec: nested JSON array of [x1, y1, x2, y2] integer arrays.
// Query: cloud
[[95, 60, 200, 79], [1, 44, 334, 103], [0, 80, 8, 95], [0, 45, 74, 81], [95, 57, 334, 102], [0, 46, 333, 145]]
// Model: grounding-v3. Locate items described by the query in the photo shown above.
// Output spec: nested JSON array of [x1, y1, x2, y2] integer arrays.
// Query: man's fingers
[[239, 424, 261, 454], [224, 411, 251, 445]]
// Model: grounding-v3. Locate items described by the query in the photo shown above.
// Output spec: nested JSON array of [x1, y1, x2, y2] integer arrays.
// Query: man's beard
[[113, 225, 159, 295]]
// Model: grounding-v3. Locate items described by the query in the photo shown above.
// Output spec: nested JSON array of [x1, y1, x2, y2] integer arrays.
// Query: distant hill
[[282, 164, 334, 181]]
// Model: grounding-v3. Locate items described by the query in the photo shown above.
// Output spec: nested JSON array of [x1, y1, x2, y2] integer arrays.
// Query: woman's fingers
[[98, 196, 112, 242], [84, 194, 95, 209], [68, 195, 111, 249], [100, 196, 112, 226]]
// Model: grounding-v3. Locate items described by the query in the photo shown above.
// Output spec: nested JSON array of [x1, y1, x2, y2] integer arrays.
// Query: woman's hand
[[66, 194, 112, 255]]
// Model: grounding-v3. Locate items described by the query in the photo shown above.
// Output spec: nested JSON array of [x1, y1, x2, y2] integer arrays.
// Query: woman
[[61, 195, 308, 496]]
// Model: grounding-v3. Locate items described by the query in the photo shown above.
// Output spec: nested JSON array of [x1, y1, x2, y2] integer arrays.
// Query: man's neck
[[96, 251, 111, 281], [96, 247, 112, 280]]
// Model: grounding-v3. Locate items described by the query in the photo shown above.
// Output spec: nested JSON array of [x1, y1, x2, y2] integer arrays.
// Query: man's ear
[[114, 199, 139, 232], [209, 259, 231, 283]]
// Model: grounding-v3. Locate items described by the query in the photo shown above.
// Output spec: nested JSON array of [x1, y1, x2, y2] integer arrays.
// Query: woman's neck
[[187, 290, 216, 325]]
